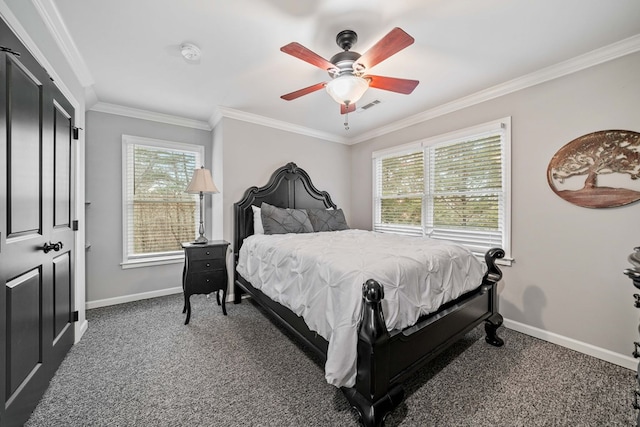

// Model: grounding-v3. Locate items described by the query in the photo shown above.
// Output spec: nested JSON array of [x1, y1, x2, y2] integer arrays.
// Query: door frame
[[0, 4, 87, 342]]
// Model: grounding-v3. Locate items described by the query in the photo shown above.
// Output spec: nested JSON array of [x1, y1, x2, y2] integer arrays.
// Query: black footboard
[[342, 248, 505, 427]]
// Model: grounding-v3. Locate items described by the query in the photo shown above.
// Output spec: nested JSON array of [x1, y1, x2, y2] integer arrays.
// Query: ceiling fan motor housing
[[328, 30, 365, 78], [329, 50, 362, 78]]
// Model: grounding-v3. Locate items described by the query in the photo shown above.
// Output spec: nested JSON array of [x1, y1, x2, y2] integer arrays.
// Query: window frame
[[121, 135, 204, 269], [372, 117, 512, 264]]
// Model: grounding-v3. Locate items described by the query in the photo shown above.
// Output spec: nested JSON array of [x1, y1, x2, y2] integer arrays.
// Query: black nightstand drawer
[[188, 269, 226, 294], [188, 245, 227, 261], [190, 258, 226, 272]]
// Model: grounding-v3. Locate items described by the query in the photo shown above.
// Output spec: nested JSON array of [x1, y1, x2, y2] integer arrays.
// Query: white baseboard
[[503, 318, 637, 371], [75, 319, 88, 344], [86, 287, 183, 310]]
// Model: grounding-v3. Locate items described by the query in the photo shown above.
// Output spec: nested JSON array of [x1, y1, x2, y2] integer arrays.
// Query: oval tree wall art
[[547, 130, 640, 208]]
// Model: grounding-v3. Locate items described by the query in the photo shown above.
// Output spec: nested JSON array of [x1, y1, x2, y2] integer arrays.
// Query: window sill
[[474, 253, 513, 267], [121, 255, 184, 269], [496, 257, 513, 267]]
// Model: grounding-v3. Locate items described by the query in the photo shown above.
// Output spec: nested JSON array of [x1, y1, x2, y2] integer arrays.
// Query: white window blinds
[[428, 133, 504, 254], [373, 118, 511, 259], [374, 149, 424, 236], [122, 135, 204, 266]]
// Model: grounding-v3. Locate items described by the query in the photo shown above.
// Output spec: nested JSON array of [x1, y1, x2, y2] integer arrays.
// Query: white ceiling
[[47, 0, 640, 141]]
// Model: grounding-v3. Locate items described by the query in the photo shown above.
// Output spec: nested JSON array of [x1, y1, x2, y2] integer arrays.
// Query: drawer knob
[[206, 251, 210, 255], [206, 263, 210, 267]]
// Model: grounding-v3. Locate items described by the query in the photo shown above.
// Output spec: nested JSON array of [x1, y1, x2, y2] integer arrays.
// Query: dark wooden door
[[0, 20, 76, 427]]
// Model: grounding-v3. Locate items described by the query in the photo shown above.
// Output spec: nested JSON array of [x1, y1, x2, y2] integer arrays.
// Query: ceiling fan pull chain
[[344, 108, 350, 130]]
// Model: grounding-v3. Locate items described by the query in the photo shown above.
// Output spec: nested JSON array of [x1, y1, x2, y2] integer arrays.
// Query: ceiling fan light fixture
[[325, 75, 369, 106]]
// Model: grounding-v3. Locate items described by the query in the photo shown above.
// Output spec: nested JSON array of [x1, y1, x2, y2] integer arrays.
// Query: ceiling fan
[[280, 27, 420, 129]]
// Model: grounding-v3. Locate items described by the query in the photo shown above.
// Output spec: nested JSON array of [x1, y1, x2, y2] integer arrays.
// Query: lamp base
[[193, 235, 208, 244]]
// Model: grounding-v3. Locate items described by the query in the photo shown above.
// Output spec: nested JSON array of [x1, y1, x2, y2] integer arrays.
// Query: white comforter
[[236, 229, 486, 388]]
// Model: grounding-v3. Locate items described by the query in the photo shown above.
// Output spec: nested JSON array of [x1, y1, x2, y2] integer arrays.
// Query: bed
[[233, 162, 505, 426]]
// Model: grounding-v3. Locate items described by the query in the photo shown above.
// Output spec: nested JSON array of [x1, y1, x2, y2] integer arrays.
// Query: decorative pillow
[[252, 205, 264, 234], [261, 202, 314, 234], [306, 208, 350, 232]]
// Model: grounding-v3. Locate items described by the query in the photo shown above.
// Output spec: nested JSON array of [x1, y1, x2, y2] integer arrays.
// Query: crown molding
[[32, 0, 93, 87], [212, 107, 350, 145], [209, 108, 223, 129], [84, 86, 98, 109], [90, 102, 212, 131], [348, 33, 640, 144]]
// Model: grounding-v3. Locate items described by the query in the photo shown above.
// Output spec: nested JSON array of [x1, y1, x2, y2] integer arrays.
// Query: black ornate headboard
[[233, 162, 337, 259]]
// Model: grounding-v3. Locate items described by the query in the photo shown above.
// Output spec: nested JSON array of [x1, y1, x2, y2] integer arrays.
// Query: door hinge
[[72, 127, 81, 140], [72, 220, 79, 231], [0, 46, 21, 57], [72, 311, 79, 322]]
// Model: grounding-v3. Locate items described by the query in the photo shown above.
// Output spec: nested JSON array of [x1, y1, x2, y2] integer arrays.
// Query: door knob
[[42, 241, 63, 253]]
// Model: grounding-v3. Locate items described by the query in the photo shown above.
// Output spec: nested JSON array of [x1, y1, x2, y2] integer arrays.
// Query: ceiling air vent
[[357, 100, 381, 113]]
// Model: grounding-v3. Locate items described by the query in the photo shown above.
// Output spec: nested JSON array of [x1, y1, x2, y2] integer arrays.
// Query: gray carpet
[[26, 294, 636, 426]]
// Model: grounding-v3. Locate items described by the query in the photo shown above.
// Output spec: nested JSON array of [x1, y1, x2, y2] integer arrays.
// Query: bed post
[[342, 279, 404, 427], [482, 248, 505, 347]]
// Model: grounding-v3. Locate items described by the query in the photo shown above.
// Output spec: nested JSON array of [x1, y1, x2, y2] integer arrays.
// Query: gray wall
[[85, 111, 212, 303], [349, 51, 640, 362], [85, 112, 351, 305], [217, 118, 352, 250]]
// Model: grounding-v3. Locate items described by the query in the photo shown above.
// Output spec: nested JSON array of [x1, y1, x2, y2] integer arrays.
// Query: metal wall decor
[[547, 130, 640, 208]]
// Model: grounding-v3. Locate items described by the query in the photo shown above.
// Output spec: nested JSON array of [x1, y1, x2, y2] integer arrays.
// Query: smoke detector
[[180, 43, 201, 61]]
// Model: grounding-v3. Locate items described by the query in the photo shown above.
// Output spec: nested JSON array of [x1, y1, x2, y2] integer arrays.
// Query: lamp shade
[[186, 167, 219, 194], [325, 75, 369, 105]]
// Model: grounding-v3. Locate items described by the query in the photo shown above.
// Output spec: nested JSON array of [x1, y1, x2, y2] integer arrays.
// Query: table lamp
[[185, 166, 219, 243]]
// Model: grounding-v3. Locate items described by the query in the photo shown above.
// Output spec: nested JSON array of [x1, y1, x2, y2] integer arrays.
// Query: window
[[373, 118, 511, 262], [122, 135, 204, 268]]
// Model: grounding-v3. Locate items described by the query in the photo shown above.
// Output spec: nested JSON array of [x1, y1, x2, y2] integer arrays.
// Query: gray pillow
[[261, 202, 314, 234], [306, 208, 350, 232]]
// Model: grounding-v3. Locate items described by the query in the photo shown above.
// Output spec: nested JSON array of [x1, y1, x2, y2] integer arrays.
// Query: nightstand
[[181, 240, 230, 324]]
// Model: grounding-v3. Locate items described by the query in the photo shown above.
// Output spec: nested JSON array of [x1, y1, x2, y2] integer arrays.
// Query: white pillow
[[252, 205, 264, 234]]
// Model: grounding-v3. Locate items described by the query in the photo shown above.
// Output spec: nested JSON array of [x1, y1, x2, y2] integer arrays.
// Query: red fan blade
[[281, 82, 327, 101], [340, 103, 356, 115], [365, 75, 419, 94], [356, 27, 415, 70], [281, 42, 337, 71]]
